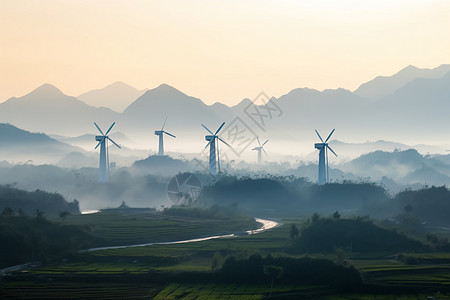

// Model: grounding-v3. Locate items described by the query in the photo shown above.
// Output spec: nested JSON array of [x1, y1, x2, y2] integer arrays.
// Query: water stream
[[85, 217, 280, 252]]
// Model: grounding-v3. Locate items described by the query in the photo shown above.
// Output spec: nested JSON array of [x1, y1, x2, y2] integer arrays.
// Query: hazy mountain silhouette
[[340, 149, 450, 185], [52, 132, 132, 150], [2, 64, 450, 155], [0, 123, 85, 163], [77, 81, 147, 113], [370, 71, 450, 141], [121, 84, 230, 144], [327, 140, 445, 159], [210, 102, 237, 122], [263, 66, 450, 145], [354, 64, 450, 99], [0, 84, 119, 136], [265, 87, 368, 142], [329, 140, 410, 158]]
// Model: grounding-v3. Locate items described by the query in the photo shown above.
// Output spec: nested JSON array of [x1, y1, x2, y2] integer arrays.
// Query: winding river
[[85, 218, 280, 252]]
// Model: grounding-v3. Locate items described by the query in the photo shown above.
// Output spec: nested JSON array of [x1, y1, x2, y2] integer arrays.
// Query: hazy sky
[[1, 0, 449, 105]]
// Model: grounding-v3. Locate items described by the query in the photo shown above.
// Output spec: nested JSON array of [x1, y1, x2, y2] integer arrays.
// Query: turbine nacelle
[[314, 143, 326, 150]]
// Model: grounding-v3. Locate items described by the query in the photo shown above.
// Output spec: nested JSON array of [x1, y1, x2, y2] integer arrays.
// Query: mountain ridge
[[77, 81, 147, 113], [354, 64, 450, 99]]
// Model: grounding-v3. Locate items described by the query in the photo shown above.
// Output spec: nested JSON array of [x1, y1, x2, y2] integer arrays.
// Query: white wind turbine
[[252, 137, 269, 164], [154, 118, 176, 156], [94, 122, 121, 182], [314, 129, 337, 185], [202, 122, 230, 176]]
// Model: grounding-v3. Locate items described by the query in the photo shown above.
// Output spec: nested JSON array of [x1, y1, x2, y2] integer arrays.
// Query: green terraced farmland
[[350, 257, 450, 288], [0, 281, 162, 299], [61, 209, 259, 246], [153, 283, 323, 300]]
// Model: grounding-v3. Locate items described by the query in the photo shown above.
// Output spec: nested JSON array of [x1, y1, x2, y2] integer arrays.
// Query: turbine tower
[[314, 129, 337, 185], [252, 137, 269, 164], [94, 122, 121, 183], [154, 118, 176, 156], [202, 122, 230, 176]]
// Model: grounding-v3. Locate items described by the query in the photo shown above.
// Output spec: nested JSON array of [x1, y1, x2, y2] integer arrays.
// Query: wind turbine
[[314, 129, 337, 185], [154, 118, 176, 156], [202, 122, 230, 176], [94, 122, 121, 183], [252, 137, 269, 164]]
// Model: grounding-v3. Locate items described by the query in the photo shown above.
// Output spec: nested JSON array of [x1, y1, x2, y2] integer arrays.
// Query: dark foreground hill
[[218, 254, 362, 289], [0, 185, 80, 216], [0, 215, 96, 268], [291, 217, 428, 254]]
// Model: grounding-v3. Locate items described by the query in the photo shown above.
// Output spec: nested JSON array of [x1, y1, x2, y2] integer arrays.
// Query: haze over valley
[[2, 64, 450, 155]]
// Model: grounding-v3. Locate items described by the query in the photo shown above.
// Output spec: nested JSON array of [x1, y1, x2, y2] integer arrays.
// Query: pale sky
[[1, 0, 449, 105]]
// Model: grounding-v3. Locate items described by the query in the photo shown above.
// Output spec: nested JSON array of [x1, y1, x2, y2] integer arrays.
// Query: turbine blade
[[204, 139, 212, 149], [161, 117, 167, 131], [262, 148, 268, 156], [107, 137, 121, 149], [218, 137, 231, 147], [315, 130, 324, 142], [94, 141, 102, 149], [257, 137, 261, 146], [94, 122, 104, 135], [262, 139, 269, 147], [164, 131, 176, 138], [324, 128, 335, 143], [104, 122, 116, 136], [215, 122, 225, 135], [201, 124, 214, 135], [327, 145, 337, 157]]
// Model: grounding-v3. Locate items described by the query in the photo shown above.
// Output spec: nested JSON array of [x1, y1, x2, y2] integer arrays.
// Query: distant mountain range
[[0, 84, 119, 137], [1, 64, 449, 157], [340, 149, 450, 187], [0, 123, 84, 163], [50, 132, 132, 150], [354, 64, 450, 99], [77, 81, 147, 113]]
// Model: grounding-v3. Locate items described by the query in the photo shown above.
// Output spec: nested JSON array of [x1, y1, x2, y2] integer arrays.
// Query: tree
[[35, 209, 45, 220], [119, 201, 128, 208], [404, 204, 413, 213], [312, 213, 320, 223], [263, 265, 283, 297], [1, 207, 14, 217], [59, 211, 70, 220], [332, 211, 341, 221], [289, 224, 299, 240], [211, 252, 223, 271]]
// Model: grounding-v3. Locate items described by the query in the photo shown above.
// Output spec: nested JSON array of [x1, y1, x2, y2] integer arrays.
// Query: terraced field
[[153, 283, 450, 299], [351, 257, 450, 288], [0, 281, 162, 299], [61, 210, 259, 246], [4, 212, 450, 299], [153, 283, 324, 300]]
